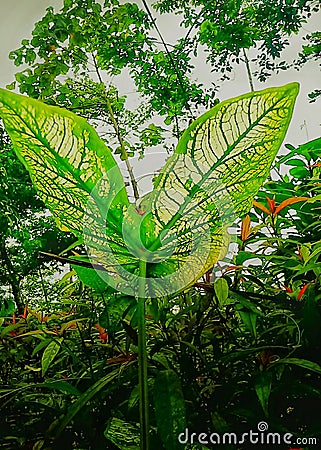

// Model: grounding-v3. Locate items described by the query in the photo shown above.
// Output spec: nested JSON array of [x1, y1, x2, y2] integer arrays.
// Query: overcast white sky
[[0, 0, 320, 151]]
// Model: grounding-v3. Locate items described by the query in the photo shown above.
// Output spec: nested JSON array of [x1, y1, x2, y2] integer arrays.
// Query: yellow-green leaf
[[42, 340, 61, 376], [0, 88, 130, 260], [0, 84, 299, 299], [214, 278, 229, 305], [144, 83, 299, 294]]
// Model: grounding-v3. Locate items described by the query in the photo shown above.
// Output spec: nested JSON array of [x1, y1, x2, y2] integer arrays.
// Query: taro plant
[[0, 83, 299, 449]]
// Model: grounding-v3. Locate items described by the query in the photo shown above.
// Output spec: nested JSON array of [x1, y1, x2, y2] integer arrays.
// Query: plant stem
[[92, 53, 140, 200], [138, 258, 149, 449], [243, 49, 254, 92], [104, 97, 140, 200]]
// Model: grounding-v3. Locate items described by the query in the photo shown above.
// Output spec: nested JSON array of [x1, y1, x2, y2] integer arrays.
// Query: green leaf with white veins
[[139, 83, 299, 293], [0, 89, 134, 268], [0, 84, 299, 297]]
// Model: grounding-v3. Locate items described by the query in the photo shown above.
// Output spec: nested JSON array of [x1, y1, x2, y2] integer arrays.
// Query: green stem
[[92, 53, 140, 200], [138, 258, 149, 449], [243, 49, 254, 92]]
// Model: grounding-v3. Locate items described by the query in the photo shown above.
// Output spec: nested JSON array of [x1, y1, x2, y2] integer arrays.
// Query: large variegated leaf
[[0, 84, 299, 298], [91, 83, 299, 297], [0, 88, 132, 264], [138, 83, 299, 293]]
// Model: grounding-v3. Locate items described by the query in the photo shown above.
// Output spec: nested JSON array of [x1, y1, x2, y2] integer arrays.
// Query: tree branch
[[92, 54, 140, 201]]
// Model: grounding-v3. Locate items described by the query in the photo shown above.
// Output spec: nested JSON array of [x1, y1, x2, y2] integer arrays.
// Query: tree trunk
[[0, 237, 24, 314]]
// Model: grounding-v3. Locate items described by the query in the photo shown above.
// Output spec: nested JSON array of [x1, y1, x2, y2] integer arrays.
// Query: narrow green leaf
[[152, 354, 171, 370], [284, 158, 306, 167], [47, 366, 131, 440], [294, 262, 321, 276], [128, 384, 140, 410], [41, 380, 81, 396], [32, 338, 51, 357], [100, 294, 135, 334], [302, 288, 321, 345], [304, 245, 321, 265], [72, 263, 109, 293], [238, 311, 257, 338], [220, 346, 284, 364], [181, 340, 205, 362], [154, 370, 186, 450], [41, 340, 61, 376], [298, 136, 321, 160], [230, 292, 264, 316], [307, 194, 321, 203], [211, 411, 229, 432], [254, 371, 272, 417], [273, 358, 321, 374], [1, 323, 21, 338], [32, 440, 45, 450], [236, 251, 257, 265]]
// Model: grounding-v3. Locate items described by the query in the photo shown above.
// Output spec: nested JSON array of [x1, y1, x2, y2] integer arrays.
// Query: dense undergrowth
[[1, 138, 321, 449]]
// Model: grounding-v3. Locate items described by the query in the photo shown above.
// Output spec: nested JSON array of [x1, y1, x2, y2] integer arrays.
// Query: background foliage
[[1, 0, 321, 449]]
